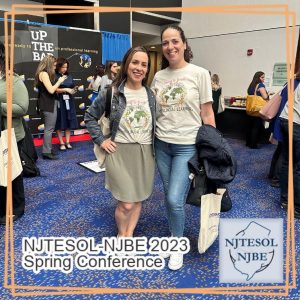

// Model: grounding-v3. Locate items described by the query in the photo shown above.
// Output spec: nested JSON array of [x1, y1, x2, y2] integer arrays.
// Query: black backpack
[[20, 148, 40, 177], [20, 119, 40, 177]]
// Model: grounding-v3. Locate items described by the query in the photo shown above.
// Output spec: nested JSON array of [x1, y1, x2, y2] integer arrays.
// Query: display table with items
[[215, 96, 270, 142]]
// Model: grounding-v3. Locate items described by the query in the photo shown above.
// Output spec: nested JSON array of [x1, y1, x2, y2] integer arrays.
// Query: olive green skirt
[[105, 143, 155, 202]]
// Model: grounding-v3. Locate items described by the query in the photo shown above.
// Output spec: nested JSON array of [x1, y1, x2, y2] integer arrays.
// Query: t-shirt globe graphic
[[115, 87, 152, 144], [123, 107, 151, 131], [159, 82, 186, 106]]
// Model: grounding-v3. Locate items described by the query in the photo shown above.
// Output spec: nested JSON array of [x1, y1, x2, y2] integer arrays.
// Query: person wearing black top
[[34, 55, 67, 159]]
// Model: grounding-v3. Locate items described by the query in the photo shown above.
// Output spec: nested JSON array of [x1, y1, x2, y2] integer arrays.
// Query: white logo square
[[219, 218, 283, 283]]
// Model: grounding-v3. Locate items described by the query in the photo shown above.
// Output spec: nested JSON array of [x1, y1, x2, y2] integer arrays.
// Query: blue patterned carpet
[[0, 138, 299, 300]]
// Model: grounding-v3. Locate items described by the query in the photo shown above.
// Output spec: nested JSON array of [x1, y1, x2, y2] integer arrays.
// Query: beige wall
[[181, 0, 300, 37], [180, 0, 300, 96]]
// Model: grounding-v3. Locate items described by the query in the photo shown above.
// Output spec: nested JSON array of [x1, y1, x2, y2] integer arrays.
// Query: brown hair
[[112, 46, 151, 89], [247, 71, 265, 94], [0, 41, 15, 79], [296, 67, 300, 80], [160, 25, 193, 69], [211, 74, 220, 85], [0, 41, 5, 76], [94, 64, 105, 80], [34, 55, 56, 87], [104, 61, 118, 80], [55, 57, 69, 75]]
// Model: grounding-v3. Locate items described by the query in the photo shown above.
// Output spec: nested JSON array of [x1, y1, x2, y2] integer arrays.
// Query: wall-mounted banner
[[29, 26, 58, 61], [0, 20, 102, 134]]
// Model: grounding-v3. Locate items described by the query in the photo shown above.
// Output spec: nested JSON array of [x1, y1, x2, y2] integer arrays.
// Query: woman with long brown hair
[[34, 55, 67, 159], [100, 61, 118, 91], [246, 71, 269, 149], [85, 46, 156, 238], [87, 64, 105, 102]]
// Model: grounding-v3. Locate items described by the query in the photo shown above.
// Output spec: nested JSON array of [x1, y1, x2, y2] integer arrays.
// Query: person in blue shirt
[[55, 57, 78, 150], [246, 71, 269, 148], [278, 71, 300, 218]]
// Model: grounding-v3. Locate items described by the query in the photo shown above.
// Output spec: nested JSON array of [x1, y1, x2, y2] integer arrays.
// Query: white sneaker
[[159, 252, 170, 259], [168, 253, 183, 270]]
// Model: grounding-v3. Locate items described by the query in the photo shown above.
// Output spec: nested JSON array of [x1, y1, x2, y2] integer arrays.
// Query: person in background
[[87, 64, 105, 103], [268, 91, 285, 188], [100, 61, 118, 91], [210, 73, 231, 207], [115, 65, 121, 75], [55, 57, 78, 150], [34, 55, 67, 159], [151, 25, 215, 270], [267, 83, 291, 188], [0, 41, 29, 224], [267, 136, 282, 188], [278, 70, 300, 218], [246, 71, 269, 149], [84, 46, 156, 239], [211, 73, 222, 116]]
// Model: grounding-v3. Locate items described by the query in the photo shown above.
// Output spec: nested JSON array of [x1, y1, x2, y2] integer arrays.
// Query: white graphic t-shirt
[[115, 86, 152, 144], [151, 63, 213, 144], [91, 76, 102, 92]]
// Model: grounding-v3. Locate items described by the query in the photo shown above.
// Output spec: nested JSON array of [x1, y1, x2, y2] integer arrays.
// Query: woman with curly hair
[[151, 25, 215, 270]]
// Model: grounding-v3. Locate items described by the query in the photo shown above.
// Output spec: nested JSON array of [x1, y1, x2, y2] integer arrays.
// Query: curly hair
[[160, 25, 193, 69]]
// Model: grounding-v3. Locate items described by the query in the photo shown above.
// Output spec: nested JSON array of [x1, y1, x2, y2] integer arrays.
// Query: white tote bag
[[198, 188, 226, 254], [217, 95, 225, 113], [0, 128, 23, 187], [93, 115, 110, 168], [93, 87, 113, 168]]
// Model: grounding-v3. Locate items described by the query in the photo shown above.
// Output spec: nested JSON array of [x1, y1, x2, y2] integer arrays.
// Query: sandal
[[65, 143, 73, 149], [59, 143, 66, 151]]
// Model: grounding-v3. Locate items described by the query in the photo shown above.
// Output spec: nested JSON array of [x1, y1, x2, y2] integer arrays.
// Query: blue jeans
[[155, 138, 196, 237], [280, 119, 300, 211]]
